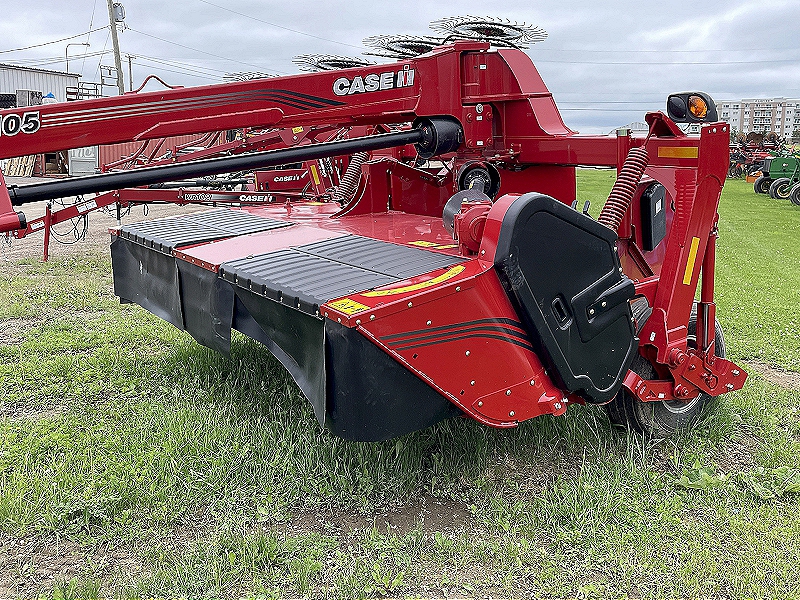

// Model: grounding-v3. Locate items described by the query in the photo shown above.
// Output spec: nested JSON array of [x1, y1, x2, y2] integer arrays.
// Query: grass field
[[1, 171, 799, 598]]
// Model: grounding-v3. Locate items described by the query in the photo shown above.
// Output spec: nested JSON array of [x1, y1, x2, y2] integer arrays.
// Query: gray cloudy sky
[[1, 0, 798, 133]]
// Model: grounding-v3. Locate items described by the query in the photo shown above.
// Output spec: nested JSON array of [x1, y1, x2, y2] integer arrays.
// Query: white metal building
[[0, 63, 79, 103]]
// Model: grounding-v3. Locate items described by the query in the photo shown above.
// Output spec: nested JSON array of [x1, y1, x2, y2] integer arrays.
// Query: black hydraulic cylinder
[[9, 127, 429, 206]]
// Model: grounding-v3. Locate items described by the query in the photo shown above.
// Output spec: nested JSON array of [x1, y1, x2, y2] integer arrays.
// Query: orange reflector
[[689, 95, 708, 119], [658, 146, 699, 159]]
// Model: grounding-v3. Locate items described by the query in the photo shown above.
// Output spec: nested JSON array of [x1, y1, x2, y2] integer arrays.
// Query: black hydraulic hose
[[9, 128, 426, 206]]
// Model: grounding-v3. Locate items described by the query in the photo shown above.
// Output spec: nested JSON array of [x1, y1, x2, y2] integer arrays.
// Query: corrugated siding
[[0, 68, 79, 103], [99, 134, 223, 170]]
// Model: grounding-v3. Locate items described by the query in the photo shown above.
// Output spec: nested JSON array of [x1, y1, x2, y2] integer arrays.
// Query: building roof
[[0, 63, 79, 78]]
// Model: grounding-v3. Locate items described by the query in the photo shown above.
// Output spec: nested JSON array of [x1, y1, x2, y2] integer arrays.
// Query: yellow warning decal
[[310, 164, 321, 185], [292, 126, 304, 134], [362, 265, 465, 297], [658, 146, 699, 159], [409, 241, 459, 249], [328, 298, 370, 315], [683, 237, 701, 285]]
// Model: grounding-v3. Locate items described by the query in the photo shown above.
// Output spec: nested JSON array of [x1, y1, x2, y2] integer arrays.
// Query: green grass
[[1, 172, 799, 598]]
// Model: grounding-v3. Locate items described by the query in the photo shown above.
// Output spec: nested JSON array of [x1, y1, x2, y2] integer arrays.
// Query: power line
[[134, 55, 227, 79], [0, 26, 109, 54], [131, 60, 216, 82], [81, 0, 100, 73], [94, 27, 112, 79], [7, 50, 112, 68], [195, 0, 364, 51], [127, 26, 281, 74], [134, 53, 230, 75]]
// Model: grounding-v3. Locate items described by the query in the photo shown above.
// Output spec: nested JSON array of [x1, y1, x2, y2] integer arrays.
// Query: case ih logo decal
[[333, 65, 415, 96], [0, 111, 41, 136]]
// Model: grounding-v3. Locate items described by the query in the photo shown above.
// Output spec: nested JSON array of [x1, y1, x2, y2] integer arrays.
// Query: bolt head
[[554, 403, 562, 410], [408, 301, 413, 308], [370, 314, 375, 321], [530, 380, 535, 386], [470, 380, 475, 386], [509, 411, 515, 417], [477, 401, 483, 407], [506, 389, 511, 396], [426, 320, 432, 325], [465, 350, 470, 356]]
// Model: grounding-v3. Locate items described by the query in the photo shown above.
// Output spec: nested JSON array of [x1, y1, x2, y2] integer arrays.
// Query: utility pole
[[106, 0, 125, 95], [127, 54, 134, 92]]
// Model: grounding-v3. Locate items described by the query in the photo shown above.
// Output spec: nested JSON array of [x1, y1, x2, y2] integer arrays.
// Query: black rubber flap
[[220, 235, 464, 315], [177, 260, 235, 354], [325, 321, 463, 441], [232, 289, 327, 426], [111, 235, 184, 329], [119, 208, 290, 252], [494, 193, 637, 403]]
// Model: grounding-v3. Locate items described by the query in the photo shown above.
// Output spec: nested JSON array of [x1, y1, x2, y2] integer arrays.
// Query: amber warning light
[[666, 92, 718, 123]]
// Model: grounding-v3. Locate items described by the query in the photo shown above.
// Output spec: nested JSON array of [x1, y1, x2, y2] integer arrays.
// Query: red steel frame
[[0, 40, 745, 424]]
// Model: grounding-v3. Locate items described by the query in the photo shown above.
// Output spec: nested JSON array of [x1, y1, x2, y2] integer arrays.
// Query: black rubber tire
[[769, 177, 792, 200], [790, 183, 800, 206], [728, 165, 743, 179], [605, 311, 726, 438], [754, 175, 772, 194]]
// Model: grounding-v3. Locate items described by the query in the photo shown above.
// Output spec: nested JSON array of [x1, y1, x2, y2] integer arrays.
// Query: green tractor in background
[[754, 155, 800, 204]]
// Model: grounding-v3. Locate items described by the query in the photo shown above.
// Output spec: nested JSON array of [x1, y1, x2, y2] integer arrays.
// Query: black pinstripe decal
[[381, 317, 527, 340], [391, 333, 536, 353]]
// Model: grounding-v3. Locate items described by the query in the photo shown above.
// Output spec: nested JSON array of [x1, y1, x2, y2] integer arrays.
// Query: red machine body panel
[[0, 41, 746, 441]]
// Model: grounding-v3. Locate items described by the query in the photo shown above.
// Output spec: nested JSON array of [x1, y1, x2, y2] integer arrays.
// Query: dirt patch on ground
[[714, 432, 761, 473], [0, 318, 39, 346], [0, 403, 65, 421], [0, 531, 143, 597], [283, 494, 475, 539], [747, 361, 800, 390]]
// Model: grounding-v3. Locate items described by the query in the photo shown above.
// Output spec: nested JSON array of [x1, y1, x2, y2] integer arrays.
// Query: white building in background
[[0, 64, 80, 105], [718, 98, 800, 137]]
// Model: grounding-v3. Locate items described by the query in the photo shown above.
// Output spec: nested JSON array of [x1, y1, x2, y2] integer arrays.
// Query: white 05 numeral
[[0, 111, 41, 136]]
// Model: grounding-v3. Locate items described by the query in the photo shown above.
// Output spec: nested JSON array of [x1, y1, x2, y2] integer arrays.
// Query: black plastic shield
[[493, 193, 638, 404]]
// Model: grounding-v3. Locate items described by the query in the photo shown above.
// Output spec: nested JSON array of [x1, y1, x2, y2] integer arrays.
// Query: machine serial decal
[[0, 111, 41, 136], [327, 298, 370, 315], [362, 265, 465, 297], [683, 236, 701, 285], [184, 193, 213, 202], [332, 65, 415, 96]]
